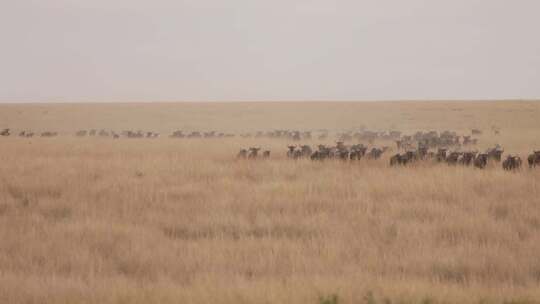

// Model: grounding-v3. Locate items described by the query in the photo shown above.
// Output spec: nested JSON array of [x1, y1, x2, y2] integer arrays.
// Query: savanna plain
[[1, 101, 540, 304]]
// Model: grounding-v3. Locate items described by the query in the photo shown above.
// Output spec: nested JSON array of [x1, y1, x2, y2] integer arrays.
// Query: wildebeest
[[262, 150, 271, 159], [237, 149, 248, 159], [458, 151, 477, 166], [390, 154, 402, 166], [76, 130, 87, 137], [0, 128, 10, 136], [502, 155, 522, 171], [349, 144, 367, 160], [248, 147, 260, 159], [445, 151, 461, 165], [300, 145, 312, 158], [390, 151, 416, 166], [528, 151, 540, 168], [474, 154, 488, 169], [41, 131, 58, 137], [471, 129, 482, 135], [287, 146, 297, 159], [486, 146, 504, 162], [188, 131, 202, 138], [170, 130, 185, 138], [435, 148, 447, 162], [311, 145, 331, 160], [367, 147, 384, 160], [18, 131, 34, 138]]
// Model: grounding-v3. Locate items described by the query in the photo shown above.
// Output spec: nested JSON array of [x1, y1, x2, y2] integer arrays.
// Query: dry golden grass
[[1, 101, 540, 304]]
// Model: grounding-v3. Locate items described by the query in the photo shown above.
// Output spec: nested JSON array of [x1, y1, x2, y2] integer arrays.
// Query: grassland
[[1, 101, 540, 304]]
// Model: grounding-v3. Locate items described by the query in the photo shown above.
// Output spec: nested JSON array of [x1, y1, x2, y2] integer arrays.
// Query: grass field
[[1, 101, 540, 304]]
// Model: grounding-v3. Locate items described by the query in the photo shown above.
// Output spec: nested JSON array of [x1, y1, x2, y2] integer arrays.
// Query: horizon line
[[0, 98, 539, 105]]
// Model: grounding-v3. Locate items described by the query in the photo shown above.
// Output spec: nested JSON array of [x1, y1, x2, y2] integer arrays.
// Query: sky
[[1, 0, 539, 102]]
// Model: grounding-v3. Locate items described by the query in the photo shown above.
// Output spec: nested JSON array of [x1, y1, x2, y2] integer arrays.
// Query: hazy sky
[[1, 0, 539, 102]]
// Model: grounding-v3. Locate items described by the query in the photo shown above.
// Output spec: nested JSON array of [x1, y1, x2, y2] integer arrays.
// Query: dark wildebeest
[[311, 145, 331, 160], [459, 151, 477, 166], [41, 132, 58, 137], [486, 147, 504, 162], [502, 155, 522, 171], [417, 145, 428, 160], [76, 130, 87, 137], [237, 149, 248, 159], [474, 154, 488, 169], [528, 151, 540, 168], [390, 154, 403, 166], [170, 130, 185, 138], [287, 146, 297, 159], [300, 145, 312, 158], [471, 129, 482, 135], [446, 152, 461, 165], [349, 144, 367, 160], [0, 128, 10, 136], [337, 149, 349, 161], [310, 151, 322, 160], [390, 151, 416, 166], [367, 148, 384, 160], [436, 148, 447, 163], [248, 147, 260, 159], [262, 150, 271, 159]]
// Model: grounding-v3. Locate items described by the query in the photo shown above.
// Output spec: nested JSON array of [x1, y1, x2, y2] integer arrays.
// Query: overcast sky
[[1, 0, 539, 102]]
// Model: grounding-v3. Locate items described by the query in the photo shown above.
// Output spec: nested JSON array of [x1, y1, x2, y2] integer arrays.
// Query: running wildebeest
[[262, 150, 271, 159], [502, 155, 522, 171], [528, 151, 540, 168]]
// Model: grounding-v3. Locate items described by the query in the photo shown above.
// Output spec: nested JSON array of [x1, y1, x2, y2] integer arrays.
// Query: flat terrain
[[1, 101, 540, 304]]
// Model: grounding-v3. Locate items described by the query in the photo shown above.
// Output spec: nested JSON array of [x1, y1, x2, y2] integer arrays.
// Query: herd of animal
[[1, 128, 57, 138], [237, 143, 540, 171], [3, 126, 539, 170], [0, 128, 483, 144]]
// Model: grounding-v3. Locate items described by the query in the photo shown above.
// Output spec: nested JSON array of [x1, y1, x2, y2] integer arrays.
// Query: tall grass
[[0, 101, 540, 303]]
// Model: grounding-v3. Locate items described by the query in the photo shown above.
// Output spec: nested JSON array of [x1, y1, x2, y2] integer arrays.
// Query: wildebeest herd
[[1, 128, 57, 138], [2, 126, 539, 171], [238, 143, 539, 171], [235, 129, 540, 172]]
